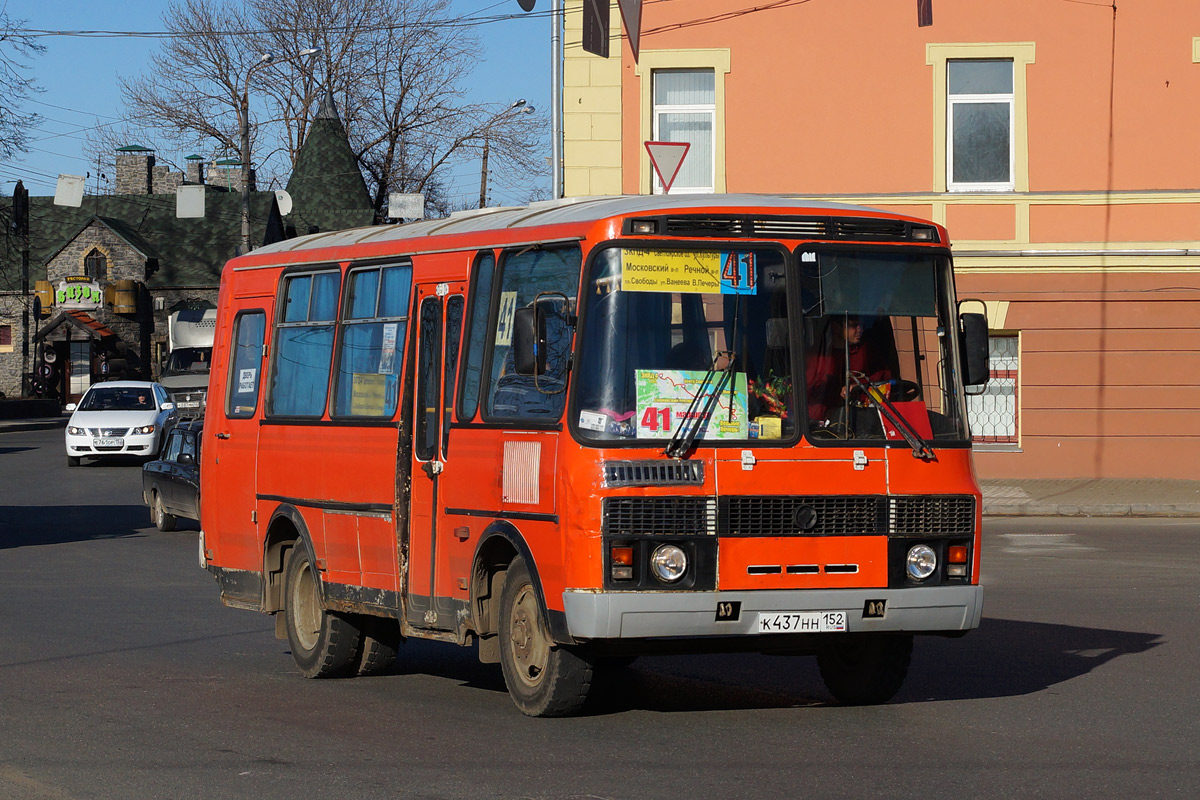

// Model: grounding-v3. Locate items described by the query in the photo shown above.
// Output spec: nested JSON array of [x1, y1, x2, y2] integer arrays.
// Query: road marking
[[999, 533, 1097, 553], [0, 765, 76, 799]]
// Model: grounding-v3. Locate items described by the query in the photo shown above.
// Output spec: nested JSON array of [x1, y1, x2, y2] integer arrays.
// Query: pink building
[[562, 0, 1200, 479]]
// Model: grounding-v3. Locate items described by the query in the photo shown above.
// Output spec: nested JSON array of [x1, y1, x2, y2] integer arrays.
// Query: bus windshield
[[574, 245, 797, 444], [799, 248, 969, 444], [572, 244, 970, 447]]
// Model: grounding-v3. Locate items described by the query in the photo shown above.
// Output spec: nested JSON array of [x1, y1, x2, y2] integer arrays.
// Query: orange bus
[[199, 194, 989, 716]]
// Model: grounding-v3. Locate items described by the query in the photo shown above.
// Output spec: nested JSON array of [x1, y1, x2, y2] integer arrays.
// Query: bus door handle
[[421, 460, 443, 478], [215, 432, 231, 439]]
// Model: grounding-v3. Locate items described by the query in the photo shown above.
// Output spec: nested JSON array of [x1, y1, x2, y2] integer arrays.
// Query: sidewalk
[[981, 478, 1200, 518], [3, 415, 1197, 516]]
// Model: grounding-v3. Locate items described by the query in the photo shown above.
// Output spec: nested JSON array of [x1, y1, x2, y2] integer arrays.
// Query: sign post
[[644, 141, 690, 194]]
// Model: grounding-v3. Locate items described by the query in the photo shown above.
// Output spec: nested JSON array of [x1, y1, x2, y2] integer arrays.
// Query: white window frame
[[651, 69, 716, 195], [946, 60, 1014, 192]]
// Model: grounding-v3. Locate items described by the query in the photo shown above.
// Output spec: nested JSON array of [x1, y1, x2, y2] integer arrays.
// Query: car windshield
[[80, 387, 157, 411], [163, 347, 211, 374], [573, 246, 796, 445]]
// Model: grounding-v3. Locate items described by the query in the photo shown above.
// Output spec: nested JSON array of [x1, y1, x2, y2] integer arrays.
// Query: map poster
[[634, 369, 749, 440]]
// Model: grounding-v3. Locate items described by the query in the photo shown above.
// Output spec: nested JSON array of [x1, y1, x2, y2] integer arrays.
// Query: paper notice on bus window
[[634, 369, 749, 440], [238, 368, 256, 394], [350, 373, 387, 415], [379, 322, 398, 374], [495, 291, 518, 346], [621, 250, 758, 295]]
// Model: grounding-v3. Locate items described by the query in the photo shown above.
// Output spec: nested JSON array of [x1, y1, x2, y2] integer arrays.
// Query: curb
[[985, 502, 1200, 518]]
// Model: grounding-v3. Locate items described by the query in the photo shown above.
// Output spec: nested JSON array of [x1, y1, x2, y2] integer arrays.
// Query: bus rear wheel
[[284, 545, 361, 678], [354, 615, 402, 676], [817, 633, 913, 705], [498, 556, 593, 717]]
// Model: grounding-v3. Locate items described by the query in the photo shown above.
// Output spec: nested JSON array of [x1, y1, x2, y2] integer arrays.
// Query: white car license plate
[[178, 401, 201, 408], [93, 437, 124, 448], [756, 611, 847, 633]]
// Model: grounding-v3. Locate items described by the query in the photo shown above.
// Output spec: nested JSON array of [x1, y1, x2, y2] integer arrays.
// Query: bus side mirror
[[513, 306, 547, 376], [959, 312, 990, 386]]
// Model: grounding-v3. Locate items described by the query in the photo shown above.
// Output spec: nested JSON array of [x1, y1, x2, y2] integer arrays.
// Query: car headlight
[[132, 424, 156, 435], [650, 544, 687, 583], [906, 544, 938, 581], [67, 426, 85, 435]]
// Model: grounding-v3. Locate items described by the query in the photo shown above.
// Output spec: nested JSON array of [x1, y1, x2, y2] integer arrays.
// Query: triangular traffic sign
[[645, 141, 690, 194], [618, 0, 643, 63]]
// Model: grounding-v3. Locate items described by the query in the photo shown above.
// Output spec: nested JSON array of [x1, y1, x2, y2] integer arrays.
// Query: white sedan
[[65, 381, 178, 466]]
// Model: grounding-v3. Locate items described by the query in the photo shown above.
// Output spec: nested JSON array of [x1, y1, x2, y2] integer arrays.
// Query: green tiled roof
[[2, 190, 281, 287], [285, 92, 374, 234], [3, 102, 375, 290]]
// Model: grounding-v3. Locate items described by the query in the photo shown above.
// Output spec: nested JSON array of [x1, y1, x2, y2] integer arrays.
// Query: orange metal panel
[[718, 536, 888, 591]]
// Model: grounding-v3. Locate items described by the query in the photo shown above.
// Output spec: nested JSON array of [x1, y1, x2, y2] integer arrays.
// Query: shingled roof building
[[0, 93, 374, 402]]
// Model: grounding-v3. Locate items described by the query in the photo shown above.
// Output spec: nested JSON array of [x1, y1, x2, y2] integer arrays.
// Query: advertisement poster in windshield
[[634, 369, 749, 440]]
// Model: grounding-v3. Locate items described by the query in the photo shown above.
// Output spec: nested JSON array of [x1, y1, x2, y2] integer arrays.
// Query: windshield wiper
[[847, 372, 935, 460], [664, 351, 734, 459]]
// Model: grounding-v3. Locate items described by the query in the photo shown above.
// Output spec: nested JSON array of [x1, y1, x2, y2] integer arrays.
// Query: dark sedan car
[[142, 421, 202, 531]]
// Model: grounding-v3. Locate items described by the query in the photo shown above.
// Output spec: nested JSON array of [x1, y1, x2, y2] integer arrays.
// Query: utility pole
[[479, 137, 490, 208], [13, 181, 30, 395]]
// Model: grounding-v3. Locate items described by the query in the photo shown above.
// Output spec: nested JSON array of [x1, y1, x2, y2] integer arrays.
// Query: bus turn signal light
[[611, 545, 634, 580], [948, 545, 968, 564]]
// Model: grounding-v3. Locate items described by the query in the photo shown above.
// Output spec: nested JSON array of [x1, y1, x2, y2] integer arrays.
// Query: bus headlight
[[906, 544, 937, 581], [650, 544, 687, 583]]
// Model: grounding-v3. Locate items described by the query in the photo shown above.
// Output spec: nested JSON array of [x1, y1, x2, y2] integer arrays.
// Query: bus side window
[[484, 245, 580, 421], [226, 311, 265, 419], [457, 251, 495, 422], [443, 295, 465, 453], [332, 262, 412, 418], [268, 269, 340, 417]]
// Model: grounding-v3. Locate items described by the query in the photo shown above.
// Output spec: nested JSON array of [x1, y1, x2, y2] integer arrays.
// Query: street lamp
[[239, 47, 321, 252], [479, 99, 536, 209]]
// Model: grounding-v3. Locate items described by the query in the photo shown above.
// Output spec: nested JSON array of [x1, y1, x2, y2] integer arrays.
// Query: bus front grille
[[716, 495, 976, 537], [602, 497, 717, 536]]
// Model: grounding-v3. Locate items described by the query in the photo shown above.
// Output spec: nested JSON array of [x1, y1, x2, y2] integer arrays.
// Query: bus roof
[[251, 193, 919, 256]]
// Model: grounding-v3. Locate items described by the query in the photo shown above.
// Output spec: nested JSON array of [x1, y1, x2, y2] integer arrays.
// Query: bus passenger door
[[204, 307, 268, 574], [407, 282, 465, 630]]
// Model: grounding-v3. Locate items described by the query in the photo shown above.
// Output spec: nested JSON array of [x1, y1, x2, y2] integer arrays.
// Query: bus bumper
[[561, 585, 983, 640]]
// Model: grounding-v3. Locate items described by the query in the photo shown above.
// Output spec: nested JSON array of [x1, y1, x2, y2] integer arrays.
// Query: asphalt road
[[1, 427, 1197, 799]]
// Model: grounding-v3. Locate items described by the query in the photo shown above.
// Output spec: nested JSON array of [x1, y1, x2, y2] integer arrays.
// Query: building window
[[84, 248, 108, 281], [652, 69, 715, 194], [968, 334, 1019, 444], [0, 323, 12, 352], [947, 60, 1014, 191]]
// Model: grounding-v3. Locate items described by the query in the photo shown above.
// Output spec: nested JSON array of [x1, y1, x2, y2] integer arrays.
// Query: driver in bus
[[804, 314, 891, 425]]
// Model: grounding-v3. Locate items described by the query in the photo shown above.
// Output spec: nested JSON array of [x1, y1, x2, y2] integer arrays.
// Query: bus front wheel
[[817, 633, 913, 705], [284, 546, 361, 679], [498, 556, 593, 717]]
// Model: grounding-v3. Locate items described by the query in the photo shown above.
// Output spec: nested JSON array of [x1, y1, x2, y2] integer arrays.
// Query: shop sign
[[57, 277, 103, 309]]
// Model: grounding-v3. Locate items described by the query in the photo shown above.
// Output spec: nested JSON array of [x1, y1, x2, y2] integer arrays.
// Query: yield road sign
[[644, 141, 690, 194]]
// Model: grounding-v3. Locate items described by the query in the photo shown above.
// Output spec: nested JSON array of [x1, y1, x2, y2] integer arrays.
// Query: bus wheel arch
[[262, 504, 313, 615], [470, 522, 570, 663]]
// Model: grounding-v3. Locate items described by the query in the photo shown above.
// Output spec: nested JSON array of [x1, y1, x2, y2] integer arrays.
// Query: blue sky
[[2, 0, 552, 206]]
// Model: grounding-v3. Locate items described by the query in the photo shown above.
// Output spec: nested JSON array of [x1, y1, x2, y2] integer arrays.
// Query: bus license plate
[[757, 611, 847, 633], [93, 437, 123, 448]]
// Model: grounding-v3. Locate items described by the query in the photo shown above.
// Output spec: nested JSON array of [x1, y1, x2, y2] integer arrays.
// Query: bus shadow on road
[[897, 616, 1163, 703], [340, 616, 1163, 714], [0, 504, 154, 548]]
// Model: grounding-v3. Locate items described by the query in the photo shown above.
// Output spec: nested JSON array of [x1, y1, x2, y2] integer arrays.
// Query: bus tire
[[817, 633, 913, 705], [498, 556, 593, 717], [354, 615, 402, 676], [284, 546, 361, 679], [152, 491, 177, 532]]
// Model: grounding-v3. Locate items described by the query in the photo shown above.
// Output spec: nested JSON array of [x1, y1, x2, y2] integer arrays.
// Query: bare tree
[[115, 0, 547, 217], [0, 9, 46, 160]]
